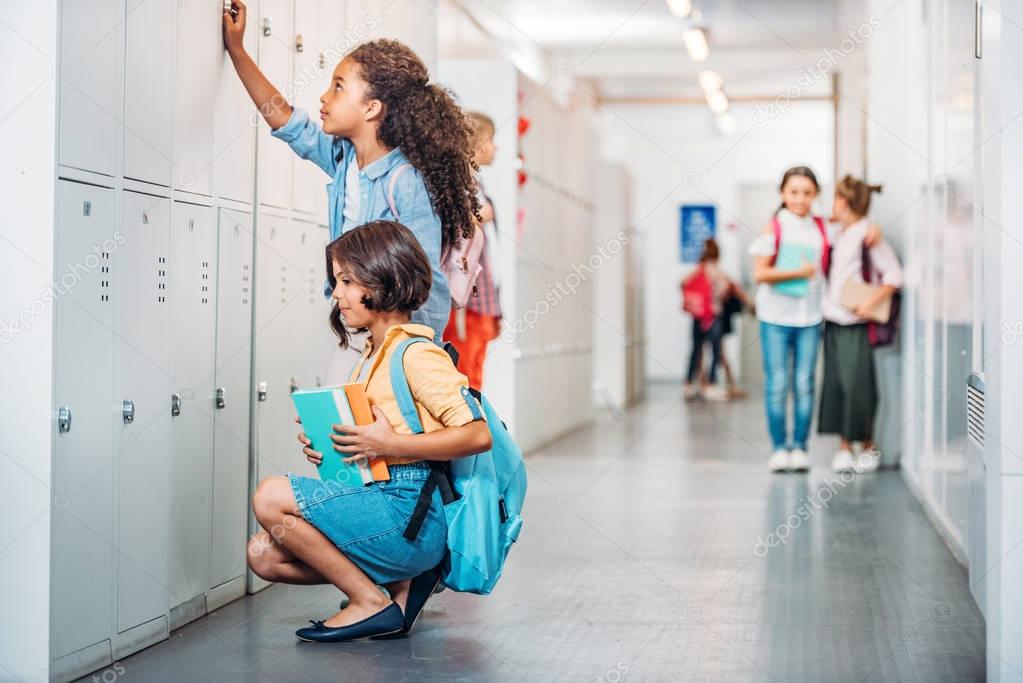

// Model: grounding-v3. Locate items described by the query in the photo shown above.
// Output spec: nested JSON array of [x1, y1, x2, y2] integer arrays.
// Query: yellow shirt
[[349, 323, 484, 465]]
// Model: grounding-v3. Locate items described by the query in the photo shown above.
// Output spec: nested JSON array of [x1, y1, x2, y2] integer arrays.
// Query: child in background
[[224, 1, 480, 348], [248, 221, 491, 643], [444, 112, 502, 390], [819, 176, 903, 473], [682, 239, 733, 401]]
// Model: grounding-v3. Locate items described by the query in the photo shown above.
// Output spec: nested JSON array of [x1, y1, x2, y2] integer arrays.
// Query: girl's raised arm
[[223, 1, 293, 131]]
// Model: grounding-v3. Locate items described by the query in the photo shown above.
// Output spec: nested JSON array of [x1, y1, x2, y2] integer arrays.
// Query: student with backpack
[[749, 167, 881, 472], [819, 176, 903, 473], [681, 238, 740, 401], [223, 2, 480, 347], [247, 221, 523, 642]]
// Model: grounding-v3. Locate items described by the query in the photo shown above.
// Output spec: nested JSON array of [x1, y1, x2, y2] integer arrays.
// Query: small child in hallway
[[819, 175, 903, 473], [444, 112, 502, 390]]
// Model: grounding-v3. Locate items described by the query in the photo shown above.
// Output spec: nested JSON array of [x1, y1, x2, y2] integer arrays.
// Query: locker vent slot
[[967, 383, 985, 449], [158, 255, 167, 303], [202, 260, 209, 304], [100, 251, 111, 302]]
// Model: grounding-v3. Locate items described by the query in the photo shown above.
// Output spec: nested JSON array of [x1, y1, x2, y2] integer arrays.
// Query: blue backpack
[[389, 338, 527, 595]]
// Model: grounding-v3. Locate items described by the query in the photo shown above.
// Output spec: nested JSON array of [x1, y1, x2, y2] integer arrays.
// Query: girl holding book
[[819, 176, 902, 473], [247, 221, 491, 642], [749, 167, 881, 472]]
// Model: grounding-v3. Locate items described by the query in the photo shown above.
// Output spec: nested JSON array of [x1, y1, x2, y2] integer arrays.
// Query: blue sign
[[680, 204, 717, 263]]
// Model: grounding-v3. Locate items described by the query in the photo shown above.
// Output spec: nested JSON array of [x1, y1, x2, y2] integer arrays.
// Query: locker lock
[[171, 393, 182, 417], [262, 17, 272, 36], [295, 33, 304, 53], [317, 51, 326, 69], [257, 381, 268, 402], [215, 387, 226, 409], [289, 377, 299, 394], [122, 399, 136, 425], [57, 406, 72, 434], [315, 375, 322, 387]]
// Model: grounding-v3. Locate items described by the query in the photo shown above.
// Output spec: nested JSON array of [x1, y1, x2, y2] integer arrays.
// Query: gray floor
[[88, 383, 985, 682]]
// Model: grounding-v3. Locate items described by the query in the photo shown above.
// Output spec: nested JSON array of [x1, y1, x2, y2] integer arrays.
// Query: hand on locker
[[295, 415, 323, 465], [222, 1, 246, 55]]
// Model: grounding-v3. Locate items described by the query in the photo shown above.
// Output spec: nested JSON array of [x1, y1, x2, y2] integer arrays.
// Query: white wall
[[605, 102, 834, 382], [0, 3, 57, 681]]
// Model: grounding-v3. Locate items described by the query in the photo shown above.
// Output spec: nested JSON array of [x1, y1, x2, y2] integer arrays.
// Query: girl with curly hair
[[224, 2, 479, 343]]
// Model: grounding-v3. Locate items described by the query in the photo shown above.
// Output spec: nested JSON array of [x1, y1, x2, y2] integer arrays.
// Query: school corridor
[[70, 384, 985, 682], [4, 0, 1023, 681]]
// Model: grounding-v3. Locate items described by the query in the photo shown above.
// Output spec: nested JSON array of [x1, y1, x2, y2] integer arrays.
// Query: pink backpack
[[387, 164, 484, 309]]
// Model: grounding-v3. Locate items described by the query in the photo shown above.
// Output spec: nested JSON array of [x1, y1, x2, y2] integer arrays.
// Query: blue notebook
[[772, 243, 819, 298], [292, 387, 373, 486]]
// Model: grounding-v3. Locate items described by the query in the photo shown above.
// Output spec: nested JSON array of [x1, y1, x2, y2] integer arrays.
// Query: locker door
[[315, 0, 346, 226], [59, 0, 120, 176], [294, 221, 334, 387], [254, 215, 302, 492], [124, 0, 175, 185], [292, 0, 324, 216], [257, 0, 294, 209], [210, 209, 254, 589], [173, 0, 219, 196], [117, 192, 171, 632], [52, 181, 117, 658], [168, 202, 217, 610], [213, 0, 258, 202]]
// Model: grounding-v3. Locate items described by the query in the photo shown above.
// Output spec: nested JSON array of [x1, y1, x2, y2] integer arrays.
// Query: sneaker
[[703, 385, 729, 402], [831, 449, 855, 472], [854, 447, 881, 473], [789, 449, 811, 472], [768, 450, 790, 472], [683, 384, 701, 402]]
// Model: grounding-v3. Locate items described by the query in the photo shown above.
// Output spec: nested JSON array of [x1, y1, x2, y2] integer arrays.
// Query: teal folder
[[771, 243, 819, 298], [292, 387, 373, 486]]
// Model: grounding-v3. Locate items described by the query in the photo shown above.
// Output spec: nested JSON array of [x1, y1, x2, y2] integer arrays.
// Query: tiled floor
[[89, 383, 985, 682]]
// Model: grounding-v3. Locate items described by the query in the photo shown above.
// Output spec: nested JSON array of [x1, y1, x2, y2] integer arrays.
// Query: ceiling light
[[698, 70, 722, 93], [684, 27, 709, 62], [665, 0, 692, 18], [716, 112, 736, 135], [706, 89, 728, 114]]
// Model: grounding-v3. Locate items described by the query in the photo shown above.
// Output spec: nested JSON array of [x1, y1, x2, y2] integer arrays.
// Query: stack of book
[[291, 383, 390, 485]]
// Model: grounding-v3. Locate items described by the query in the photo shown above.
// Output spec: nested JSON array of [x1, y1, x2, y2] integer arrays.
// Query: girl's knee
[[246, 533, 276, 579], [252, 476, 291, 521]]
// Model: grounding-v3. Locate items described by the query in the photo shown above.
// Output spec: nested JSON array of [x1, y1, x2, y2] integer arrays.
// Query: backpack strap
[[769, 216, 781, 266], [813, 216, 831, 276], [385, 163, 413, 220], [861, 242, 873, 283]]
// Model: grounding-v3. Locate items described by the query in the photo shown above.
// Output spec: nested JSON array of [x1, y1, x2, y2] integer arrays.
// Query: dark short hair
[[325, 220, 432, 348]]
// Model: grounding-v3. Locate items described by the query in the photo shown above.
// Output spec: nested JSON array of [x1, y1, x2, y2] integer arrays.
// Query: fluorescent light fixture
[[683, 27, 709, 62], [666, 0, 692, 18], [706, 89, 728, 114], [698, 70, 722, 93], [716, 112, 736, 135]]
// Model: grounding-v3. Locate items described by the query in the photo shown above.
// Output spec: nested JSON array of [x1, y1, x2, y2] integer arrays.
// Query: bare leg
[[252, 477, 391, 627], [840, 437, 853, 452], [384, 579, 411, 613], [247, 531, 328, 585]]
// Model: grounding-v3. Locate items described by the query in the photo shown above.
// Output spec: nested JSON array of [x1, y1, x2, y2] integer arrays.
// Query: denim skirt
[[288, 462, 447, 585]]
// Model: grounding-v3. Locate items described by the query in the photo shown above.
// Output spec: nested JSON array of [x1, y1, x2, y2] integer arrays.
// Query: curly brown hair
[[347, 39, 480, 251], [325, 221, 433, 349]]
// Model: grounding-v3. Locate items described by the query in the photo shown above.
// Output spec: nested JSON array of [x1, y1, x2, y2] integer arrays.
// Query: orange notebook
[[343, 383, 390, 481]]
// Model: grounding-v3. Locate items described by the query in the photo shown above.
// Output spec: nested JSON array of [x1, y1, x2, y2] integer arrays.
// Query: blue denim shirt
[[271, 107, 450, 340]]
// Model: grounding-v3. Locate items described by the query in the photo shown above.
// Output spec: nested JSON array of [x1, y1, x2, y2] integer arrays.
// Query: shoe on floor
[[768, 450, 790, 472], [372, 568, 443, 640], [831, 449, 855, 472], [703, 385, 729, 402], [789, 448, 811, 472], [854, 447, 881, 473], [296, 602, 404, 643], [683, 384, 701, 402]]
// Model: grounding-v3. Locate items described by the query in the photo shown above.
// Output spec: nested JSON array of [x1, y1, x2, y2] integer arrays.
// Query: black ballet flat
[[371, 568, 443, 640], [295, 603, 404, 643]]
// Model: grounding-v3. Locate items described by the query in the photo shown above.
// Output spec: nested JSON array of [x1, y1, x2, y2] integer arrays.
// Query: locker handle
[[257, 381, 268, 402], [215, 387, 226, 409], [122, 399, 135, 425], [295, 33, 304, 53], [171, 393, 182, 417], [290, 377, 299, 394], [262, 17, 272, 37], [58, 406, 72, 434]]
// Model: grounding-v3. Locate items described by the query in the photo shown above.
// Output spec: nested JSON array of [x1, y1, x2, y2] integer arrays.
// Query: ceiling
[[441, 0, 858, 100]]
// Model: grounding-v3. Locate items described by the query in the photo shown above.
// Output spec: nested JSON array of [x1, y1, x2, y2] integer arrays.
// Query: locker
[[292, 0, 326, 216], [258, 0, 294, 209], [59, 0, 120, 176], [210, 209, 254, 588], [52, 181, 117, 658], [293, 221, 334, 387], [173, 0, 220, 196], [213, 0, 258, 202], [168, 201, 217, 609], [116, 192, 171, 632], [124, 0, 175, 186]]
